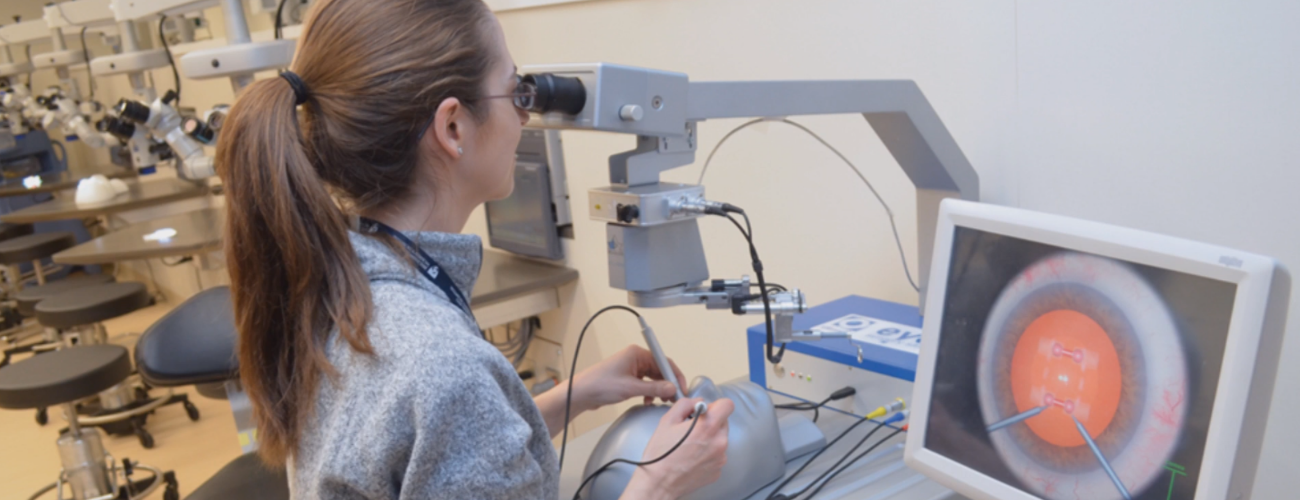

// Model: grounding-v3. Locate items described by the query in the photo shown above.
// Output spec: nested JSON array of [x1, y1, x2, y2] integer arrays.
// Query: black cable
[[23, 45, 32, 88], [803, 427, 906, 499], [770, 420, 889, 500], [776, 397, 830, 423], [157, 16, 180, 106], [720, 211, 786, 364], [764, 416, 881, 500], [558, 305, 641, 472], [274, 0, 289, 39], [160, 256, 192, 267], [571, 410, 703, 500], [774, 387, 855, 424], [79, 27, 95, 102]]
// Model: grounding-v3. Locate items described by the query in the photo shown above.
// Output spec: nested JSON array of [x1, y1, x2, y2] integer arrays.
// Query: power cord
[[776, 411, 907, 500], [157, 16, 181, 106], [803, 426, 907, 499], [571, 401, 708, 500], [274, 0, 290, 39], [79, 27, 95, 102], [774, 386, 856, 423], [23, 45, 31, 88], [715, 208, 785, 364], [696, 118, 920, 292], [766, 400, 905, 500], [558, 305, 641, 472]]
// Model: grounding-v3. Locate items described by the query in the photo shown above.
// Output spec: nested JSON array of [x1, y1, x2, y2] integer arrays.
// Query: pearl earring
[[457, 147, 464, 155]]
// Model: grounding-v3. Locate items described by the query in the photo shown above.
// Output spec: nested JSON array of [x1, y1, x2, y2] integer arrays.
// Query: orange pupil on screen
[[1010, 309, 1123, 447]]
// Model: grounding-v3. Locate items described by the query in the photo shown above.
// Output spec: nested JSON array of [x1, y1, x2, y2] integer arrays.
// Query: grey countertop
[[0, 178, 209, 224], [472, 250, 578, 305], [52, 207, 224, 265], [52, 208, 579, 306], [0, 167, 136, 198]]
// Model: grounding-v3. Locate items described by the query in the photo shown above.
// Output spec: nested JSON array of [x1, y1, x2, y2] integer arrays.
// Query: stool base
[[26, 409, 181, 500]]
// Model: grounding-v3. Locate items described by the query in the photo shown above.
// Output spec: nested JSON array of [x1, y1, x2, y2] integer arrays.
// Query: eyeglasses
[[478, 74, 538, 111], [414, 76, 537, 141]]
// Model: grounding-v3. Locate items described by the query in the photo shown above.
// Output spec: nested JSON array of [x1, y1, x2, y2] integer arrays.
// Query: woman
[[216, 0, 733, 498]]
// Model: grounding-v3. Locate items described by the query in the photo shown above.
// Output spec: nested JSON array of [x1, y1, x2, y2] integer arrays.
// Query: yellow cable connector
[[864, 397, 907, 420]]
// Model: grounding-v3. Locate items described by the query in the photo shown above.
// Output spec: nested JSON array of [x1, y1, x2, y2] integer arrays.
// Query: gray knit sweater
[[290, 230, 560, 499]]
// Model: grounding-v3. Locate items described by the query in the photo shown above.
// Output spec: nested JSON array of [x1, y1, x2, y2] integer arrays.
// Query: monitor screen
[[924, 226, 1238, 500], [486, 160, 563, 260]]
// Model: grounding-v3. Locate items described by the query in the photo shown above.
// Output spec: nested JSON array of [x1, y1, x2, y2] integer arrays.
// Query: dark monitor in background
[[486, 128, 571, 261]]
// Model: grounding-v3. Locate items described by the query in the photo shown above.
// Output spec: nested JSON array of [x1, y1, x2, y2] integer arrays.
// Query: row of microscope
[[1, 0, 304, 181]]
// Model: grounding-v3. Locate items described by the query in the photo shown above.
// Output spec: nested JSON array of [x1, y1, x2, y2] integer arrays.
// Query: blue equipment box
[[747, 295, 924, 416]]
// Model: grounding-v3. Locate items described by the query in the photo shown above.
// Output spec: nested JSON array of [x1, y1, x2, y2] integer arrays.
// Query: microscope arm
[[109, 0, 220, 21], [521, 63, 980, 311]]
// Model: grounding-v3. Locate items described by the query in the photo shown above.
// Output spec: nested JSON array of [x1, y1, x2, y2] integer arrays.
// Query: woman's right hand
[[621, 397, 735, 500]]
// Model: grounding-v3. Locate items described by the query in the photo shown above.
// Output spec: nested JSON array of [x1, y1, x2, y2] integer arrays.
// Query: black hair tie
[[280, 70, 310, 105]]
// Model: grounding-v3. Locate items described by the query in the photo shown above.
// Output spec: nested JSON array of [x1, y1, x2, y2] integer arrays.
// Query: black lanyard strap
[[359, 218, 474, 319]]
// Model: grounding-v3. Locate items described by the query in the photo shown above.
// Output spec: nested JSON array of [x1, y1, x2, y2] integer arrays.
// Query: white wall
[[483, 0, 1300, 496], [7, 0, 1297, 495]]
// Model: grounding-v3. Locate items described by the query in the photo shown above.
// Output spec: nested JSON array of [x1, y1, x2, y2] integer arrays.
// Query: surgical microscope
[[97, 0, 295, 181], [517, 63, 977, 499]]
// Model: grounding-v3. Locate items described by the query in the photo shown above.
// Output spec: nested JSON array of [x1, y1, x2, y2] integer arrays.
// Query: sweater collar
[[349, 229, 482, 298]]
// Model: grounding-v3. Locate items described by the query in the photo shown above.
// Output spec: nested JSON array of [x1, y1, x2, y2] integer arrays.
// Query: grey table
[[471, 251, 578, 328], [0, 178, 209, 224], [52, 208, 224, 265], [48, 207, 577, 328], [559, 388, 961, 500], [0, 167, 136, 198]]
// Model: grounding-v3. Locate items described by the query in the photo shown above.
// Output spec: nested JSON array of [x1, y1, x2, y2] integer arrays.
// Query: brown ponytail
[[216, 0, 495, 465]]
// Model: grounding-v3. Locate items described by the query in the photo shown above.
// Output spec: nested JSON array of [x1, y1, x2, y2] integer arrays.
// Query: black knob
[[615, 204, 640, 223], [521, 73, 586, 115], [162, 90, 178, 106], [115, 99, 151, 124], [182, 117, 215, 144], [98, 116, 136, 140]]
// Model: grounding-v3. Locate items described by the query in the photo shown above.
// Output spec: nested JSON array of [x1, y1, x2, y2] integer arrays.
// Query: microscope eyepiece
[[98, 116, 136, 140], [182, 116, 216, 145], [520, 73, 586, 115], [115, 99, 151, 124]]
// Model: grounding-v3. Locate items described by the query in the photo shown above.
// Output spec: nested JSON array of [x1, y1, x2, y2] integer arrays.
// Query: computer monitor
[[486, 128, 570, 260], [907, 199, 1290, 500]]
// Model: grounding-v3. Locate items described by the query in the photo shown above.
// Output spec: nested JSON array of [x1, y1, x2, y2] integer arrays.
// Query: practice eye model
[[976, 252, 1188, 500]]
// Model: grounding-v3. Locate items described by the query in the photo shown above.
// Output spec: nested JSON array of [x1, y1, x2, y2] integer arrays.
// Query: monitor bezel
[[906, 199, 1286, 500]]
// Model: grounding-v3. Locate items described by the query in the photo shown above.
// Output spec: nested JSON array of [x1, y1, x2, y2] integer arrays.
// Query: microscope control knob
[[615, 204, 640, 223], [619, 104, 644, 122]]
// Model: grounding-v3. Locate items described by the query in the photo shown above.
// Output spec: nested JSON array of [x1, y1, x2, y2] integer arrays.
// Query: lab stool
[[135, 286, 290, 500], [0, 222, 36, 241], [0, 226, 61, 353], [2, 275, 118, 368], [0, 344, 180, 500], [0, 231, 75, 289], [35, 282, 200, 447]]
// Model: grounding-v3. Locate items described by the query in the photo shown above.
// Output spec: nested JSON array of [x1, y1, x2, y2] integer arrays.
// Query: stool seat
[[36, 282, 151, 329], [185, 453, 289, 500], [0, 232, 75, 264], [15, 274, 117, 317], [0, 223, 34, 242], [0, 344, 131, 409], [136, 286, 238, 387]]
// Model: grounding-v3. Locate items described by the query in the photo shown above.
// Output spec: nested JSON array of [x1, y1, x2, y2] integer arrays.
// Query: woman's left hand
[[571, 345, 688, 412]]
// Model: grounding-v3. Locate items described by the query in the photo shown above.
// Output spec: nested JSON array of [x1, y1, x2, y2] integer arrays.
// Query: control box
[[748, 295, 924, 419]]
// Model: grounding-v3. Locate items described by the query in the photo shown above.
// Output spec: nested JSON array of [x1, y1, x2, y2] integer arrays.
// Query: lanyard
[[359, 218, 474, 320]]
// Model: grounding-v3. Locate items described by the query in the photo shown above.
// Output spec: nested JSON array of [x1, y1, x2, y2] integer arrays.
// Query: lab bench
[[0, 178, 209, 224]]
